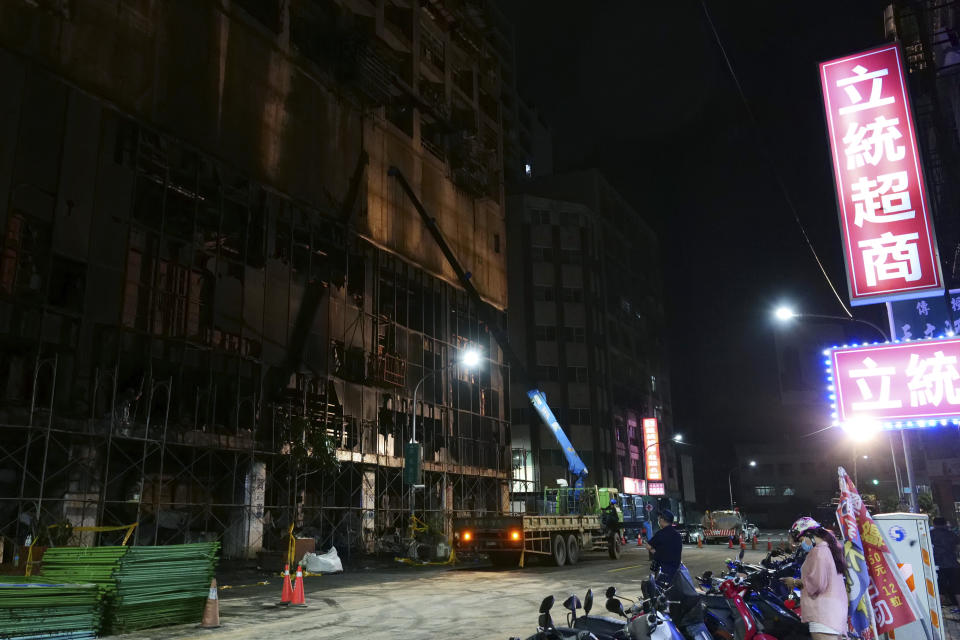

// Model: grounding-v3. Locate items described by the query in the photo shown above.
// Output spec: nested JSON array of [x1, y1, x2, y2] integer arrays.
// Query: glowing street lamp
[[728, 460, 757, 509], [771, 305, 889, 341]]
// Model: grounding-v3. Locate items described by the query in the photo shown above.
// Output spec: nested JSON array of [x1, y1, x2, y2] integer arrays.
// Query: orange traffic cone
[[751, 536, 757, 550], [637, 533, 643, 546], [278, 564, 293, 605], [728, 537, 733, 549], [697, 537, 703, 549], [200, 578, 221, 628], [767, 539, 772, 552], [290, 565, 307, 607]]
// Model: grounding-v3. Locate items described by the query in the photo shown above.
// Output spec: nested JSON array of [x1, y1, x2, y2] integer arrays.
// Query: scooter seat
[[574, 614, 626, 638]]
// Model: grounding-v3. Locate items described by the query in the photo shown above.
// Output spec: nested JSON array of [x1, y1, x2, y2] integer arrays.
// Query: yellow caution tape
[[220, 581, 270, 590]]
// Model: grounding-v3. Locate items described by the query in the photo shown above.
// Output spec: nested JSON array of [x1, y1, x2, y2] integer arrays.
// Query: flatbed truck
[[453, 487, 624, 567]]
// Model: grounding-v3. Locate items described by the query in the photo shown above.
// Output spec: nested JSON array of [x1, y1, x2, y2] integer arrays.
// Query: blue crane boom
[[527, 390, 588, 486]]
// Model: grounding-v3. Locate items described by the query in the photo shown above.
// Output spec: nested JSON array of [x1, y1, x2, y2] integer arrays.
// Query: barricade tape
[[220, 581, 270, 590]]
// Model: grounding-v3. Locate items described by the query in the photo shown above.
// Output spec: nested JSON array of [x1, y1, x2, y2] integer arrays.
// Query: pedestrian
[[780, 517, 847, 640], [931, 516, 960, 615], [645, 509, 682, 580]]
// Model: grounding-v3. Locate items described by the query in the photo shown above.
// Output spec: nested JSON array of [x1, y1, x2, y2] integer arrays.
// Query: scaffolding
[[0, 110, 510, 562]]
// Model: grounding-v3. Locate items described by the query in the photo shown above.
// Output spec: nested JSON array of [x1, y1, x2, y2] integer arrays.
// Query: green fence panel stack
[[0, 578, 102, 640], [36, 542, 219, 634]]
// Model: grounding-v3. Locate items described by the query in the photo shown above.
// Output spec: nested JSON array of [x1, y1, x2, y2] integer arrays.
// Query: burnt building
[[0, 0, 513, 560], [505, 170, 678, 509]]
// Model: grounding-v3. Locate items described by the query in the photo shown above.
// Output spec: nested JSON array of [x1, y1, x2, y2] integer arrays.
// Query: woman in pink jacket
[[781, 517, 848, 639]]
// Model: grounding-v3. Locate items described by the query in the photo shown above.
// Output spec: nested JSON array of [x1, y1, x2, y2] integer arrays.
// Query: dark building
[[0, 0, 515, 560], [506, 170, 678, 511]]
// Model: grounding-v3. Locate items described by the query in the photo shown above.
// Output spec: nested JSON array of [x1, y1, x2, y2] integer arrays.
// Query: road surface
[[111, 542, 777, 639]]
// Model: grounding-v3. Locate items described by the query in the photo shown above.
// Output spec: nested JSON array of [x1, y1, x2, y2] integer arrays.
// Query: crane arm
[[388, 167, 588, 485]]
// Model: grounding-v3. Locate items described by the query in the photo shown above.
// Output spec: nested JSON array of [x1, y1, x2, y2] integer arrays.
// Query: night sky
[[500, 1, 894, 464]]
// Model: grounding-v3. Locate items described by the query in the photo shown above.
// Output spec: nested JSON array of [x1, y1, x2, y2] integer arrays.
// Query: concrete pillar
[[224, 461, 266, 559], [444, 477, 454, 538], [361, 468, 376, 553]]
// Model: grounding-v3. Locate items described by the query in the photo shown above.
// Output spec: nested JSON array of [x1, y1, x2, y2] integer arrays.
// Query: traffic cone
[[728, 537, 733, 549], [278, 564, 293, 605], [751, 536, 757, 550], [200, 578, 220, 628], [290, 565, 307, 607], [767, 539, 773, 552], [697, 537, 703, 549], [638, 533, 643, 546]]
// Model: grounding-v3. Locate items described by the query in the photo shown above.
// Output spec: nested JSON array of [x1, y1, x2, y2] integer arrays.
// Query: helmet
[[609, 498, 617, 506], [789, 517, 820, 540]]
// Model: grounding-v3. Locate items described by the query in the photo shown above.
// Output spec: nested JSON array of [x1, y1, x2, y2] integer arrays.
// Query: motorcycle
[[509, 594, 599, 640], [722, 553, 807, 640], [696, 553, 778, 640]]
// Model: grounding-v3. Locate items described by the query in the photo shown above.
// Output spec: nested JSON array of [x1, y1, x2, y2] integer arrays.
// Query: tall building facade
[[0, 0, 513, 560], [506, 170, 677, 506]]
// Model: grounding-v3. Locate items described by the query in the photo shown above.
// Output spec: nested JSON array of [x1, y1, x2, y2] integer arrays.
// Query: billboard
[[642, 418, 662, 481], [820, 43, 943, 305], [648, 481, 666, 496], [828, 336, 960, 428], [623, 476, 646, 495]]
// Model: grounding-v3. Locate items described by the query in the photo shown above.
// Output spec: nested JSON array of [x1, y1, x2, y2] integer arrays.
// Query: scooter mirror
[[605, 586, 617, 599], [562, 595, 581, 612], [701, 570, 713, 580], [539, 595, 555, 614], [584, 589, 594, 615], [605, 598, 626, 617], [537, 612, 553, 629]]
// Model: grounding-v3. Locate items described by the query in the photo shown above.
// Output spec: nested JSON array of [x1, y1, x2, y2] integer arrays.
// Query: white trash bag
[[301, 546, 343, 573]]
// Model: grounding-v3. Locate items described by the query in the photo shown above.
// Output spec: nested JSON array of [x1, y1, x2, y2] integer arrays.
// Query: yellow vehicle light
[[463, 531, 472, 541], [510, 530, 521, 541]]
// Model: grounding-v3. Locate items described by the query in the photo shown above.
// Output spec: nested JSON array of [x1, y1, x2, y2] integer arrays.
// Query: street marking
[[608, 564, 644, 573]]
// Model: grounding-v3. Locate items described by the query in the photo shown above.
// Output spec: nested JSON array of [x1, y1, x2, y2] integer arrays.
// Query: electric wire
[[701, 1, 853, 319]]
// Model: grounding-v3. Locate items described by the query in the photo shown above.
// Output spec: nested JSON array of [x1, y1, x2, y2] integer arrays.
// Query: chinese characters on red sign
[[820, 44, 943, 305], [642, 418, 662, 481], [830, 337, 960, 426]]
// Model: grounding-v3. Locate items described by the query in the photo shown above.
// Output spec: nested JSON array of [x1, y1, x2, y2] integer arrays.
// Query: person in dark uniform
[[645, 509, 682, 579], [932, 517, 960, 614]]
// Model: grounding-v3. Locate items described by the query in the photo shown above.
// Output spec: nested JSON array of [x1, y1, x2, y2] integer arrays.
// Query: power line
[[701, 1, 853, 319]]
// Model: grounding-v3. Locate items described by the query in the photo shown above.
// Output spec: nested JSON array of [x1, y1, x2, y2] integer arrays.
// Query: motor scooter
[[509, 594, 599, 640]]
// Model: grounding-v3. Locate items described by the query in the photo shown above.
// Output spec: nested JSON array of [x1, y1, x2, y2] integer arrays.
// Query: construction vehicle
[[389, 168, 626, 567], [700, 509, 744, 544], [453, 485, 624, 566]]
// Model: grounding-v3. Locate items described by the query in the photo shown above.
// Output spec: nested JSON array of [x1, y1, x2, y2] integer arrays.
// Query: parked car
[[679, 523, 705, 544], [742, 522, 759, 541]]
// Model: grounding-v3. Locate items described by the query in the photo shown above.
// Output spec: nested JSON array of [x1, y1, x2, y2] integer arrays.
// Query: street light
[[412, 348, 481, 445], [772, 306, 889, 342], [728, 460, 756, 510]]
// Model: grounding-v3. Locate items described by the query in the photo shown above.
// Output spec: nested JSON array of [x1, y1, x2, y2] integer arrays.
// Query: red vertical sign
[[820, 44, 942, 305], [642, 418, 661, 482]]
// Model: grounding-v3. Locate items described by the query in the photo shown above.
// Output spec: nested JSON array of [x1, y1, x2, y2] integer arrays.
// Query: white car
[[742, 523, 759, 540]]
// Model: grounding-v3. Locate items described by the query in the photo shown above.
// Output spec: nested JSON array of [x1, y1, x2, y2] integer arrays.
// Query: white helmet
[[789, 517, 820, 540]]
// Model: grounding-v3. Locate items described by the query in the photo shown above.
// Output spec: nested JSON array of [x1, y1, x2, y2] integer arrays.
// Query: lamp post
[[409, 348, 481, 515], [728, 460, 756, 509], [772, 306, 918, 512]]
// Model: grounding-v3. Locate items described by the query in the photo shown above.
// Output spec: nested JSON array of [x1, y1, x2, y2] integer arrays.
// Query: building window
[[530, 246, 554, 262], [782, 487, 796, 496], [650, 375, 657, 392], [566, 366, 588, 382], [493, 233, 501, 253], [563, 326, 586, 343], [524, 163, 532, 178], [778, 463, 794, 476], [534, 286, 555, 302], [754, 486, 776, 497], [561, 287, 583, 303], [560, 248, 582, 264], [530, 209, 551, 225], [536, 366, 559, 381], [569, 408, 591, 424], [534, 325, 557, 341]]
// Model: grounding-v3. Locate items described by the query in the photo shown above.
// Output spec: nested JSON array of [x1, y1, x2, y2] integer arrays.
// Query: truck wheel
[[608, 532, 622, 560], [566, 534, 580, 565], [552, 534, 567, 566]]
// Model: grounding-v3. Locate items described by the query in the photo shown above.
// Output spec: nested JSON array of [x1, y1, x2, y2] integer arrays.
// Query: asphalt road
[[111, 542, 777, 640]]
